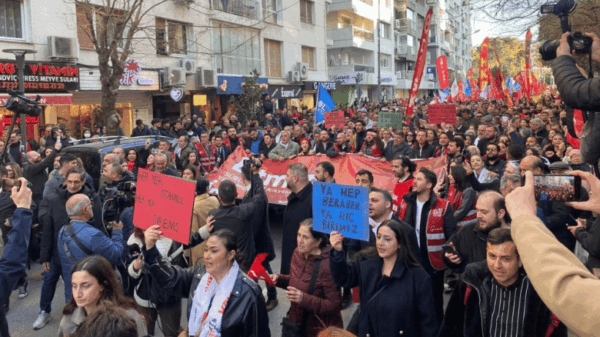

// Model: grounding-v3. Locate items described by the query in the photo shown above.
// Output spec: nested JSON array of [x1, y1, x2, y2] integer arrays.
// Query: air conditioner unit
[[293, 71, 301, 82], [163, 67, 186, 87], [287, 71, 294, 83], [203, 69, 215, 86], [179, 59, 196, 73], [48, 36, 79, 60], [395, 19, 402, 30], [299, 62, 309, 79], [195, 68, 216, 87], [294, 62, 302, 72]]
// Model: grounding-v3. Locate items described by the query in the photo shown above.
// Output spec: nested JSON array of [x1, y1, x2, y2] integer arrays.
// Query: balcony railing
[[359, 0, 374, 6], [353, 26, 374, 42], [212, 0, 259, 20], [396, 18, 415, 33], [354, 64, 375, 73]]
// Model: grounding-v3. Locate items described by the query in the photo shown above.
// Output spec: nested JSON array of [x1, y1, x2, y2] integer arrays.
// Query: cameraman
[[553, 32, 600, 110], [98, 162, 135, 232]]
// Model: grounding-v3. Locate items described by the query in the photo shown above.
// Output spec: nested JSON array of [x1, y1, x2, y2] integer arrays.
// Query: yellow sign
[[193, 95, 207, 106]]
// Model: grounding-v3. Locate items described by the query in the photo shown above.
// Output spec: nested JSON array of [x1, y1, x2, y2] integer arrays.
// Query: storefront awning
[[0, 93, 72, 106]]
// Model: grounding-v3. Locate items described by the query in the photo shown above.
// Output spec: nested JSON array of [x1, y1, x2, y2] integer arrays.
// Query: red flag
[[479, 38, 490, 89], [248, 253, 275, 287], [491, 42, 514, 106], [436, 56, 450, 90], [406, 7, 433, 117], [525, 29, 532, 101]]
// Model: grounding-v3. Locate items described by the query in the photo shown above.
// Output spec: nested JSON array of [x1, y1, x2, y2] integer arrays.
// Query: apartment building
[[0, 0, 328, 139]]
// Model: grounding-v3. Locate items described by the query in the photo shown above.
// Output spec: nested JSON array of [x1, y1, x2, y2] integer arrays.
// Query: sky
[[470, 11, 529, 46]]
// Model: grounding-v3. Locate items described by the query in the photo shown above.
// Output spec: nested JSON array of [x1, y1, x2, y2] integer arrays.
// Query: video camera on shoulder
[[539, 0, 593, 61], [4, 89, 42, 117]]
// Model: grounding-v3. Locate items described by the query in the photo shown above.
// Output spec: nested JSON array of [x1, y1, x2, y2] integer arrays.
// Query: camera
[[4, 89, 42, 117], [241, 155, 262, 181], [103, 181, 136, 225], [539, 0, 593, 61]]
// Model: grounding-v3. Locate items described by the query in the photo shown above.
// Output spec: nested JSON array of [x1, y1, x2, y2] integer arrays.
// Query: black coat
[[553, 55, 600, 110], [131, 126, 152, 137], [314, 141, 334, 155], [259, 142, 276, 159], [38, 184, 104, 262], [23, 149, 58, 198], [575, 216, 600, 271], [346, 214, 420, 263], [439, 261, 567, 337], [281, 183, 313, 275], [410, 143, 435, 159], [539, 200, 576, 251], [330, 250, 439, 337], [262, 100, 273, 115], [241, 174, 275, 262], [442, 222, 489, 273], [143, 245, 270, 337]]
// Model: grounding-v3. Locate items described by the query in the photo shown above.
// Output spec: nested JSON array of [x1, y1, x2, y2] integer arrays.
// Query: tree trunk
[[98, 52, 123, 136]]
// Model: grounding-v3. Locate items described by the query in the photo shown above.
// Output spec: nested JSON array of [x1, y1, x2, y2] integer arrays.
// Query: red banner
[[133, 169, 196, 245], [525, 29, 532, 101], [491, 42, 514, 107], [436, 56, 450, 90], [206, 147, 447, 205], [428, 104, 458, 124], [325, 110, 345, 129], [479, 37, 490, 89], [406, 7, 433, 117]]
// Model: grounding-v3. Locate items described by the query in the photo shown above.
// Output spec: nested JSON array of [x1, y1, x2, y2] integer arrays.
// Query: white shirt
[[415, 199, 426, 247], [369, 212, 394, 236]]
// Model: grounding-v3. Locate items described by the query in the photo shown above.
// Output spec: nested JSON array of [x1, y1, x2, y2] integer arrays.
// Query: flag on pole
[[479, 38, 490, 89], [406, 7, 433, 117], [463, 78, 473, 97], [479, 85, 490, 99], [525, 29, 533, 101], [315, 84, 336, 123], [438, 88, 450, 102], [450, 80, 459, 100]]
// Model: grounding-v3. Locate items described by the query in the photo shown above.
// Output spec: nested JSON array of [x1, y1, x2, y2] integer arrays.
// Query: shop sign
[[329, 71, 366, 85], [0, 93, 72, 105], [120, 59, 141, 86], [216, 75, 268, 95], [137, 78, 155, 86], [170, 88, 184, 102], [0, 60, 79, 92], [268, 85, 303, 99], [1, 115, 39, 124], [304, 81, 337, 91]]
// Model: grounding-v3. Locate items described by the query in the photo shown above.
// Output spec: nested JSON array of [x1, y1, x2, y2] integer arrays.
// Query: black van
[[62, 136, 175, 189]]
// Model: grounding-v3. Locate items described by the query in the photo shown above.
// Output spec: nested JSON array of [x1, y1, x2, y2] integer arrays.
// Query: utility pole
[[3, 49, 37, 166], [377, 0, 381, 103]]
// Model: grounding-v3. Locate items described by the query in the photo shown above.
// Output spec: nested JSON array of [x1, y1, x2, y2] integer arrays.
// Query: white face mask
[[84, 132, 91, 138]]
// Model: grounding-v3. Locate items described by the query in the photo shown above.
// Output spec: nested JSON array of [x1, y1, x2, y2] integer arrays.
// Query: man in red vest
[[398, 167, 456, 321]]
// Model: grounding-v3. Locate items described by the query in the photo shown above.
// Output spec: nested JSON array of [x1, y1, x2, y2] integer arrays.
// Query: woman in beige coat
[[189, 179, 219, 265]]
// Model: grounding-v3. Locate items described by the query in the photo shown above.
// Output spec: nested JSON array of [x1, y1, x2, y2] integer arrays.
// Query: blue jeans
[[39, 257, 69, 313]]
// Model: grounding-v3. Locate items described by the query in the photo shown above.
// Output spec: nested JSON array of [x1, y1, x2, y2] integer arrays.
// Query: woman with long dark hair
[[447, 165, 477, 229], [142, 226, 270, 337], [271, 219, 343, 337], [58, 255, 147, 336], [329, 220, 438, 337]]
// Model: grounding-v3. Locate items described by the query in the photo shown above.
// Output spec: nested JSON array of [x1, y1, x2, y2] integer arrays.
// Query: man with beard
[[446, 138, 464, 163], [484, 143, 506, 176], [315, 130, 334, 155], [442, 191, 509, 273], [434, 132, 451, 157], [410, 130, 435, 159], [327, 132, 353, 157], [360, 129, 384, 158], [223, 127, 243, 151], [354, 120, 367, 152], [477, 125, 498, 156], [384, 131, 412, 161], [259, 133, 277, 160]]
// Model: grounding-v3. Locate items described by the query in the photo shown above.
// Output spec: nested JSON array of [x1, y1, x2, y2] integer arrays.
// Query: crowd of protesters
[[2, 88, 600, 337]]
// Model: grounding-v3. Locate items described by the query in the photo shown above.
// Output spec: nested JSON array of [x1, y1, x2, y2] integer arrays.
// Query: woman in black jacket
[[329, 220, 438, 337], [143, 225, 270, 337]]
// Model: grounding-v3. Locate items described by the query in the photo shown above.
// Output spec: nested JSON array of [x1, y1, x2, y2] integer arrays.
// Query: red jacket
[[276, 246, 343, 337]]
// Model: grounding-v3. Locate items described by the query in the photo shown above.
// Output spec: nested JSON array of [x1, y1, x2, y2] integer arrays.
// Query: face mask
[[84, 132, 91, 138]]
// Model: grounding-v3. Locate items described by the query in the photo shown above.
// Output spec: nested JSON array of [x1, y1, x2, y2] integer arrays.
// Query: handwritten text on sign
[[132, 169, 196, 245], [378, 110, 403, 129], [428, 104, 457, 125], [312, 182, 369, 241], [325, 111, 345, 129]]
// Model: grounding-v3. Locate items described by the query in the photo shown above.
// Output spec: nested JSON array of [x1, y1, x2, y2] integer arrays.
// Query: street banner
[[406, 7, 433, 117], [133, 169, 196, 245], [206, 147, 447, 205], [436, 56, 450, 90], [525, 29, 532, 101], [450, 80, 459, 101], [479, 37, 490, 90], [312, 182, 370, 241], [325, 110, 345, 129], [378, 110, 403, 129], [316, 84, 336, 123], [428, 104, 458, 124], [491, 42, 514, 106]]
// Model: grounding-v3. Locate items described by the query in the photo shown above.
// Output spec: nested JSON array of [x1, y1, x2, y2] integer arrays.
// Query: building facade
[[0, 0, 329, 138]]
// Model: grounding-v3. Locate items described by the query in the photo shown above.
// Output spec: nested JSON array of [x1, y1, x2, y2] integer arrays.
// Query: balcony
[[211, 0, 260, 20], [327, 26, 376, 50], [395, 45, 417, 61], [396, 71, 436, 89]]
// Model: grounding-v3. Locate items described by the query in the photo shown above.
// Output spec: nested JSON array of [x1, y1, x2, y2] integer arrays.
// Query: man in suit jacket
[[213, 135, 231, 168]]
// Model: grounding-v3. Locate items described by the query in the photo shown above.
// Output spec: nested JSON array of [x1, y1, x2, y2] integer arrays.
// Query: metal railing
[[211, 0, 260, 20], [352, 26, 374, 41]]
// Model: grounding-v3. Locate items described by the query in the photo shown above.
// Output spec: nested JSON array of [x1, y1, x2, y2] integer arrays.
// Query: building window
[[300, 0, 313, 24], [379, 22, 391, 40], [263, 0, 282, 24], [0, 0, 23, 39], [264, 39, 282, 77], [77, 4, 129, 50], [302, 46, 315, 70], [380, 54, 391, 69], [156, 18, 189, 55], [212, 22, 260, 75]]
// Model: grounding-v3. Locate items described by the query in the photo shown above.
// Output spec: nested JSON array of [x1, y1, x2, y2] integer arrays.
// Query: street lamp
[[2, 49, 37, 166]]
